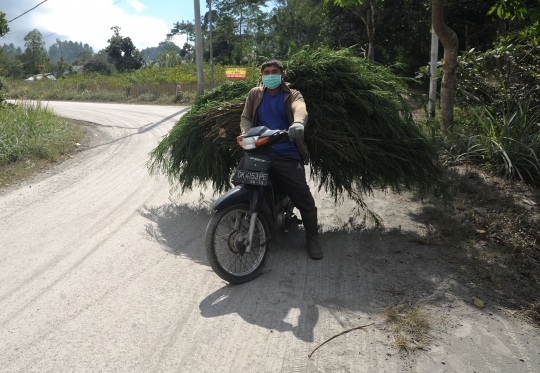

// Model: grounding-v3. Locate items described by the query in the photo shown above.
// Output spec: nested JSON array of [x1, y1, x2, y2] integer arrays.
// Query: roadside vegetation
[[406, 27, 540, 327], [0, 101, 83, 187], [1, 64, 259, 104]]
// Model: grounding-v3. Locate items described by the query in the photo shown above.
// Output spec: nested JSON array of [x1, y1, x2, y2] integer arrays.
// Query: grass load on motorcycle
[[148, 47, 443, 283]]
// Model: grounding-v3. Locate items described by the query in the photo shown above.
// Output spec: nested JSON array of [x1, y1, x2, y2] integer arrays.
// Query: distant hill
[[48, 40, 94, 63], [1, 43, 23, 55]]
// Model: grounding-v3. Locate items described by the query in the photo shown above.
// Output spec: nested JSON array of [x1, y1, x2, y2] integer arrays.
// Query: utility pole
[[208, 0, 214, 89], [429, 27, 439, 120], [194, 0, 205, 95]]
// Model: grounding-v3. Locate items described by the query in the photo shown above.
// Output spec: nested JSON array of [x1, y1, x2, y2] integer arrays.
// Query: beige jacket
[[240, 82, 310, 163]]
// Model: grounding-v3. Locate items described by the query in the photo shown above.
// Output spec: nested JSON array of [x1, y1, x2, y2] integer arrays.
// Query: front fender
[[212, 185, 250, 211]]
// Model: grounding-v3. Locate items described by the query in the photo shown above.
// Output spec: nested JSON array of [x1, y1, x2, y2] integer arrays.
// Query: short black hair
[[260, 59, 284, 73]]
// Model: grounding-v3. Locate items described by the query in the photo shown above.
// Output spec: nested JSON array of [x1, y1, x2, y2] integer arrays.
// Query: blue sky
[[1, 0, 210, 52]]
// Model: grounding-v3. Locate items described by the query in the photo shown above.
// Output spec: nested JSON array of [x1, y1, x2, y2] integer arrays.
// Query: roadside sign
[[226, 68, 247, 79]]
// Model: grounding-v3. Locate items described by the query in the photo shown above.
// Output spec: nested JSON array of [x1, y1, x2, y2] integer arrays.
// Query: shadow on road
[[139, 201, 475, 343], [407, 168, 540, 323]]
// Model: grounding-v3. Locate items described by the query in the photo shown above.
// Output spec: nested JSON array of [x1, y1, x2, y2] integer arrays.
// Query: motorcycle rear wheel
[[205, 203, 270, 284]]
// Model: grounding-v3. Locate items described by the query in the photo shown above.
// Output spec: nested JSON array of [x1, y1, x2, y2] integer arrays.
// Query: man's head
[[260, 60, 283, 74], [260, 60, 285, 90]]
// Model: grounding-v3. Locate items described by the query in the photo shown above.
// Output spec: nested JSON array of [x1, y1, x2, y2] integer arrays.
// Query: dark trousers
[[234, 154, 316, 213]]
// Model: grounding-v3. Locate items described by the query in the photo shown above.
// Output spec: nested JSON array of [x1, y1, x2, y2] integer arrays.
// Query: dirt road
[[1, 102, 538, 372]]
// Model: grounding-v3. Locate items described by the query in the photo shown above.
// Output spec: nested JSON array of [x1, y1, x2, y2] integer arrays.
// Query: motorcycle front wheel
[[205, 203, 270, 284]]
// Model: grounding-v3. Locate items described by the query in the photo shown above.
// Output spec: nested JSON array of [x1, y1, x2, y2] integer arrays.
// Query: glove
[[288, 122, 304, 141]]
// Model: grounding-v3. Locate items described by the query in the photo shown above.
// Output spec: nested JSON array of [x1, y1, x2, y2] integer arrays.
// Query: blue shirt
[[257, 90, 299, 156]]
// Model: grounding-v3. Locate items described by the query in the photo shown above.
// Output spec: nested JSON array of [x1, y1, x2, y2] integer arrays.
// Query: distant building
[[71, 65, 84, 74], [25, 73, 57, 81]]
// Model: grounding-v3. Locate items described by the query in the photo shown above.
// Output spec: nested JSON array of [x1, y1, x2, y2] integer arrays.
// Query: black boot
[[301, 209, 323, 259]]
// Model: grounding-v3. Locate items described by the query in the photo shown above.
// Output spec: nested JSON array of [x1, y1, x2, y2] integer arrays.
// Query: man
[[238, 59, 323, 260]]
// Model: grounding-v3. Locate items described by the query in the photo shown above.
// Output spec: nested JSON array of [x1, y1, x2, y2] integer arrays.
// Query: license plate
[[234, 170, 269, 186]]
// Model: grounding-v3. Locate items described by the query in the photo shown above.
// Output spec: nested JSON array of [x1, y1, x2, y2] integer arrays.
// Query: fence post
[[176, 82, 183, 100]]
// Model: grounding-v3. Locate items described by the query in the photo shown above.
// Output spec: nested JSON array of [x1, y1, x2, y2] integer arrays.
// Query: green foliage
[[154, 51, 183, 68], [105, 27, 144, 72], [48, 39, 94, 63], [433, 30, 540, 185], [268, 0, 326, 60], [0, 102, 80, 165], [148, 48, 443, 212], [0, 78, 15, 109], [457, 34, 540, 112], [489, 0, 540, 36], [2, 63, 259, 102], [488, 0, 540, 21], [20, 29, 49, 76], [0, 11, 9, 37], [141, 40, 183, 61], [147, 79, 256, 194], [328, 0, 365, 6], [83, 55, 114, 75], [445, 98, 540, 184]]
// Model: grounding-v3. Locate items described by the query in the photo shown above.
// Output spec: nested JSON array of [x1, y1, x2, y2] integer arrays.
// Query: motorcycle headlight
[[241, 136, 258, 150]]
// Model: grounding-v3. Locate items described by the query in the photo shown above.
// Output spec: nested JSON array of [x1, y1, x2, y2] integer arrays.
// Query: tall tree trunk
[[355, 1, 376, 61], [432, 0, 458, 130]]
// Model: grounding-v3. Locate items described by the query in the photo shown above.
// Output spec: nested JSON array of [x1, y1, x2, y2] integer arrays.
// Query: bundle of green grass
[[148, 47, 442, 212]]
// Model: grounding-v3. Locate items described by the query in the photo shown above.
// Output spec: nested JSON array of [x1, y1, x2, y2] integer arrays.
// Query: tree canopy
[[48, 40, 94, 63], [20, 29, 49, 76], [0, 11, 9, 37], [105, 27, 144, 72]]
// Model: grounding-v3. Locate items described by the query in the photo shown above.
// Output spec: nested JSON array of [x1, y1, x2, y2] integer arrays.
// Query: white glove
[[289, 122, 304, 141]]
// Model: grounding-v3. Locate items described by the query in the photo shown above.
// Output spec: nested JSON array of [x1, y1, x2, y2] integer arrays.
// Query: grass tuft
[[0, 101, 83, 185], [383, 303, 430, 352]]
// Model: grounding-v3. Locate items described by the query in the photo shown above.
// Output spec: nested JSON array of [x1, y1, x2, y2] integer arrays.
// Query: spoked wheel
[[205, 203, 270, 284]]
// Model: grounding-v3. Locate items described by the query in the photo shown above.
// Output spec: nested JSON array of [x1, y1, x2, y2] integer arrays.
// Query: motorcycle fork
[[244, 185, 265, 253]]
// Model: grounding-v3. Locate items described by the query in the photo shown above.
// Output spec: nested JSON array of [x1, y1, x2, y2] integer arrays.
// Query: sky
[[0, 0, 210, 52]]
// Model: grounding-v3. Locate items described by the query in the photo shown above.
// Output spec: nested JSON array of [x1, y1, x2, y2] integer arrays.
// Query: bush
[[83, 56, 114, 75], [447, 33, 540, 185], [444, 98, 540, 185], [457, 34, 540, 112]]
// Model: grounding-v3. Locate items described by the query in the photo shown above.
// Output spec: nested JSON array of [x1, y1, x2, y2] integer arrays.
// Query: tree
[[48, 39, 94, 63], [1, 43, 23, 55], [326, 0, 383, 61], [0, 11, 9, 37], [51, 55, 69, 77], [0, 12, 12, 108], [266, 0, 325, 59], [20, 29, 49, 76], [140, 40, 183, 61], [83, 55, 114, 75], [155, 51, 183, 68], [170, 0, 268, 65], [489, 0, 540, 35], [432, 0, 459, 130], [105, 27, 143, 72]]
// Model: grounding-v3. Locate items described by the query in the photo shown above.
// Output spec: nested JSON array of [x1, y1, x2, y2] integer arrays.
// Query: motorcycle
[[205, 126, 299, 284]]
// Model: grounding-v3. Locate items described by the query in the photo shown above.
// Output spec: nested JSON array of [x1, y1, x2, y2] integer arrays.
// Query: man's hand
[[289, 122, 304, 141]]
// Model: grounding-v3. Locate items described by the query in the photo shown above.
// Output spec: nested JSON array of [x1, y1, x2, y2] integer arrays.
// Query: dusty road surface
[[1, 101, 539, 373]]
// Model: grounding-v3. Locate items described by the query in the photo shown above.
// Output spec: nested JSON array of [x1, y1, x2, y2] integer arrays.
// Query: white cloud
[[5, 0, 184, 52], [127, 0, 147, 13]]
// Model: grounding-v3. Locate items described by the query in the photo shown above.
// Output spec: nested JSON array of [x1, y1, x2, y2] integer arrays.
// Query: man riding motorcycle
[[236, 59, 323, 260]]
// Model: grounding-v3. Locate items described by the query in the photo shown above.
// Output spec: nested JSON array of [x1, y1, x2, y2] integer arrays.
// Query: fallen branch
[[308, 322, 375, 358]]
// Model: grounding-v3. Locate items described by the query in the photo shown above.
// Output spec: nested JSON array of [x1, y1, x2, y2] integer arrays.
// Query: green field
[[3, 64, 260, 103]]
